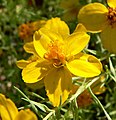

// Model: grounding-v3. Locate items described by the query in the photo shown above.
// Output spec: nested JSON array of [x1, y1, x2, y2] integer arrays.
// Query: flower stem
[[88, 87, 112, 120]]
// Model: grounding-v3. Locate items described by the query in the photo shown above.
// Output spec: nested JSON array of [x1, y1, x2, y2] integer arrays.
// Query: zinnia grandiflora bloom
[[17, 17, 102, 107], [60, 0, 82, 21], [78, 0, 116, 53], [0, 93, 37, 120]]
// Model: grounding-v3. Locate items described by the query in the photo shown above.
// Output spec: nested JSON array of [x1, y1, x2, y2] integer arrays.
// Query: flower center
[[107, 7, 116, 25], [44, 40, 65, 67]]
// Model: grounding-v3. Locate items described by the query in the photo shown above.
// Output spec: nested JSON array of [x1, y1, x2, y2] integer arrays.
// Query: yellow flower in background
[[91, 75, 106, 95], [19, 20, 46, 42], [0, 93, 38, 120], [17, 17, 102, 107], [60, 0, 82, 21], [78, 0, 116, 53]]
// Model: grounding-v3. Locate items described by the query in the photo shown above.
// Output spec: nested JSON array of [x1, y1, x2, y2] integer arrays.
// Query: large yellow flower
[[78, 0, 116, 53], [17, 18, 102, 107], [0, 93, 37, 120]]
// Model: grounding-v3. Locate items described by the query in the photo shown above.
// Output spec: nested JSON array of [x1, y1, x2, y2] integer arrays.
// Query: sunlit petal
[[107, 0, 116, 8], [66, 53, 102, 77], [33, 31, 50, 58], [44, 67, 72, 107], [78, 3, 108, 32], [44, 18, 70, 38], [66, 32, 90, 56]]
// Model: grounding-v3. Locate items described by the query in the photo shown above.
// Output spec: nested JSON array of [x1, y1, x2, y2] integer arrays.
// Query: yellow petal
[[107, 0, 116, 8], [34, 28, 64, 58], [74, 23, 87, 33], [16, 60, 30, 69], [100, 25, 116, 53], [44, 17, 70, 39], [66, 32, 90, 56], [66, 53, 102, 77], [44, 67, 72, 107], [22, 60, 50, 83], [16, 55, 39, 69], [40, 27, 63, 42], [78, 3, 108, 32], [0, 94, 18, 120], [14, 109, 37, 120], [33, 31, 49, 58], [23, 42, 37, 54]]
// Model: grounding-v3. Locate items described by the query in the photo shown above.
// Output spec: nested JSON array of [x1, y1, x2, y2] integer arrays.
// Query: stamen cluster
[[107, 7, 116, 25], [44, 41, 65, 67]]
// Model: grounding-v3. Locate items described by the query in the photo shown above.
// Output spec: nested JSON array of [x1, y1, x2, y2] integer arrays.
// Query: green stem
[[88, 87, 112, 120]]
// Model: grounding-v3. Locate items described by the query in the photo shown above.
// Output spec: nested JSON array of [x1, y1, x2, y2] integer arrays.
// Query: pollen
[[44, 40, 65, 67], [107, 7, 116, 26]]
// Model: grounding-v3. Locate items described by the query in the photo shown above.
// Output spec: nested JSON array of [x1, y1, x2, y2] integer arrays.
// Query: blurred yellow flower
[[78, 0, 116, 53], [91, 75, 106, 95], [19, 20, 46, 42], [60, 0, 82, 21], [0, 93, 38, 120], [17, 17, 102, 107]]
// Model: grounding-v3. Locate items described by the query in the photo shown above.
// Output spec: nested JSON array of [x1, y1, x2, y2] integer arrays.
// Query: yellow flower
[[19, 20, 46, 42], [78, 0, 116, 53], [0, 93, 38, 120], [17, 17, 102, 107], [60, 0, 82, 21]]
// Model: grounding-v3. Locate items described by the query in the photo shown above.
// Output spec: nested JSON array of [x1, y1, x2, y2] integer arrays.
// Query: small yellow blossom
[[78, 0, 116, 53], [0, 93, 38, 120], [60, 0, 82, 21], [17, 17, 102, 107], [19, 20, 46, 42]]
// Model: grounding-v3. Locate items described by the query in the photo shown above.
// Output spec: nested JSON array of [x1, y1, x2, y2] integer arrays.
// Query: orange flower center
[[107, 7, 116, 26], [44, 40, 65, 67]]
